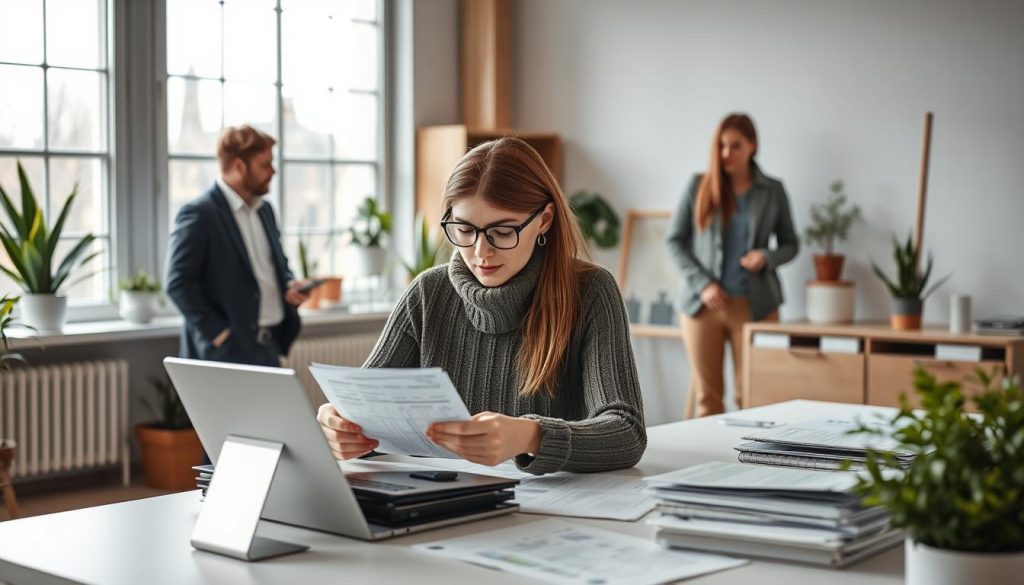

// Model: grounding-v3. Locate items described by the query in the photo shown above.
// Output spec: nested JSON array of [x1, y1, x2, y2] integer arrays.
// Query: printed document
[[414, 519, 747, 585], [644, 461, 861, 493], [310, 364, 470, 458]]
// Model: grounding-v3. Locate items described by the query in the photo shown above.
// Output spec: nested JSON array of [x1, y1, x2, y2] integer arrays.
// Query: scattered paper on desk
[[414, 519, 746, 585], [309, 363, 471, 458], [741, 417, 913, 457], [645, 461, 860, 493]]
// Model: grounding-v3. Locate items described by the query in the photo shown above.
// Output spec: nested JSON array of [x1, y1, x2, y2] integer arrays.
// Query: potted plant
[[569, 190, 621, 249], [348, 196, 392, 276], [0, 162, 99, 331], [0, 294, 26, 371], [872, 233, 949, 330], [401, 212, 448, 282], [134, 375, 203, 491], [118, 271, 161, 324], [804, 180, 861, 281], [852, 368, 1024, 585]]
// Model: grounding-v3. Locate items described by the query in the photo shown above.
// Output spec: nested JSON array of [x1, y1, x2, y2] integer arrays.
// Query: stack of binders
[[973, 316, 1024, 336], [192, 464, 214, 500], [734, 417, 917, 471], [645, 461, 903, 567]]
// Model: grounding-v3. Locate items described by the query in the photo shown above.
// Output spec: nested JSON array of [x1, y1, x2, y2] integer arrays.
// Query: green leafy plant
[[118, 271, 161, 293], [872, 233, 950, 299], [348, 196, 392, 248], [569, 190, 620, 249], [0, 294, 26, 370], [0, 161, 99, 294], [139, 375, 191, 430], [851, 367, 1024, 552], [401, 213, 448, 279], [297, 226, 319, 280], [803, 180, 862, 255]]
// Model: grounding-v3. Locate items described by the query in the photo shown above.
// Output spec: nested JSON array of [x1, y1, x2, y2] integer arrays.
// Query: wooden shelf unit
[[742, 321, 1024, 409]]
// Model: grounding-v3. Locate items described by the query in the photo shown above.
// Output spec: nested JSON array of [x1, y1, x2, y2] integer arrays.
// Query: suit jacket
[[666, 165, 799, 322], [165, 184, 301, 364]]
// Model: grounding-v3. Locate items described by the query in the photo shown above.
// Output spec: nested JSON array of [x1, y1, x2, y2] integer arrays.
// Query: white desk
[[0, 400, 905, 585]]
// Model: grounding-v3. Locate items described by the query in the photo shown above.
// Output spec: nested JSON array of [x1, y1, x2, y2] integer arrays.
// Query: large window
[[0, 0, 111, 303], [165, 0, 381, 279]]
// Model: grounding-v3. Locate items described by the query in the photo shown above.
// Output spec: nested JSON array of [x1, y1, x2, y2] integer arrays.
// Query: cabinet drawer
[[746, 347, 864, 407], [867, 355, 1004, 408]]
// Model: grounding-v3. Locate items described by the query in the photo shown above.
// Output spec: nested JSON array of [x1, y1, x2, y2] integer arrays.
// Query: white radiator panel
[[281, 334, 380, 409]]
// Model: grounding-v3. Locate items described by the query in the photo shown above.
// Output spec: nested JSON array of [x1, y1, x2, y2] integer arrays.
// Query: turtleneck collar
[[448, 249, 544, 334]]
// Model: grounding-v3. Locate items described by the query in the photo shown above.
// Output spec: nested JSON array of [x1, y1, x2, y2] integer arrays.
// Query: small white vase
[[351, 246, 387, 276], [19, 293, 68, 332], [806, 280, 855, 324], [119, 291, 159, 324], [906, 538, 1024, 585]]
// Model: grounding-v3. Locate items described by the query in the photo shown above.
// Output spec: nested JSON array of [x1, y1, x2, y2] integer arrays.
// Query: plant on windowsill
[[872, 233, 950, 331], [0, 161, 99, 332], [850, 367, 1024, 585], [0, 294, 27, 371], [401, 212, 448, 282], [118, 271, 162, 325], [134, 375, 203, 491], [804, 180, 861, 281], [348, 196, 392, 277], [298, 227, 341, 309], [569, 190, 621, 250]]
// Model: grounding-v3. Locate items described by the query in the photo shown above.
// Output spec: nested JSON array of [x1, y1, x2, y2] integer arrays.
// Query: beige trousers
[[680, 298, 778, 418]]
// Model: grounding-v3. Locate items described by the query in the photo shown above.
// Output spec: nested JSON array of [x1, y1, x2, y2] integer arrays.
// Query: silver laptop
[[163, 357, 517, 540]]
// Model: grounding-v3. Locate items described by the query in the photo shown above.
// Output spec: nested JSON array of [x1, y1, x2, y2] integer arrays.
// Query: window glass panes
[[48, 69, 107, 152], [283, 163, 330, 229], [168, 159, 219, 224], [224, 81, 277, 137], [0, 157, 46, 206], [0, 0, 44, 65], [332, 91, 377, 160], [45, 0, 105, 69], [166, 0, 221, 78], [333, 164, 375, 229], [223, 0, 277, 82], [49, 156, 105, 236], [282, 85, 330, 159], [167, 77, 223, 155], [54, 237, 106, 300], [0, 65, 44, 149]]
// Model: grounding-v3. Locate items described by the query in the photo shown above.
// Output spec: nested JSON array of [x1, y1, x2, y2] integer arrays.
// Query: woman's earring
[[537, 233, 547, 247]]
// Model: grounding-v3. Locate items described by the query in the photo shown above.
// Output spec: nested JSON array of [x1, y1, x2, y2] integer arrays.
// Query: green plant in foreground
[[0, 294, 26, 370], [401, 213, 448, 279], [569, 190, 620, 249], [140, 375, 192, 430]]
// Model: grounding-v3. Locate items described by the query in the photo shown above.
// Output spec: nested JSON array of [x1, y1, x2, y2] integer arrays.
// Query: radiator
[[0, 360, 130, 485], [282, 334, 380, 409]]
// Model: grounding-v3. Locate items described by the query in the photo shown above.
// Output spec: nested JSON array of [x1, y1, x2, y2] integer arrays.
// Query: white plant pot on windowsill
[[119, 291, 160, 324], [350, 246, 387, 276], [20, 293, 68, 332], [906, 538, 1024, 585]]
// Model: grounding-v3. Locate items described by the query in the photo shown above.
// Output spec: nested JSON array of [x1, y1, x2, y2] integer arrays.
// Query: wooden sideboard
[[742, 322, 1024, 409]]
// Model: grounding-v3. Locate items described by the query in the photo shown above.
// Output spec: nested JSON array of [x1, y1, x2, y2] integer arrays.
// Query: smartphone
[[294, 279, 325, 293]]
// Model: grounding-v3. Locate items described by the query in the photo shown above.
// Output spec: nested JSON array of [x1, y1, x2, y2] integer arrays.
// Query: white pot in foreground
[[906, 538, 1024, 585], [19, 293, 67, 332], [119, 291, 160, 324]]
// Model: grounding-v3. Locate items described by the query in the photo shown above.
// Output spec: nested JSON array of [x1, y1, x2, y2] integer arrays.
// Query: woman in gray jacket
[[667, 113, 799, 417]]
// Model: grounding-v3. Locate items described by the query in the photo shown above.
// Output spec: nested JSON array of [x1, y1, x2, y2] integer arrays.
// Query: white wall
[[511, 0, 1024, 423]]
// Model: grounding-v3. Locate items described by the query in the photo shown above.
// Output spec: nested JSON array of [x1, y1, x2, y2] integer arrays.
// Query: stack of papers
[[736, 417, 917, 471], [644, 461, 903, 567]]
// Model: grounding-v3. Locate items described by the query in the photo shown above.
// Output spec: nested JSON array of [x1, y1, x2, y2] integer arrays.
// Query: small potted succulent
[[0, 162, 98, 331], [804, 180, 861, 281], [852, 367, 1024, 585], [401, 212, 448, 282], [134, 375, 203, 491], [872, 233, 949, 330], [569, 190, 621, 249], [118, 271, 161, 324], [348, 196, 392, 276]]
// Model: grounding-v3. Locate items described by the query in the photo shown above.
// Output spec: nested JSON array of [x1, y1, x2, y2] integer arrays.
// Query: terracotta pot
[[134, 425, 204, 491], [304, 283, 324, 310], [812, 254, 845, 282], [321, 277, 343, 304], [891, 297, 923, 331]]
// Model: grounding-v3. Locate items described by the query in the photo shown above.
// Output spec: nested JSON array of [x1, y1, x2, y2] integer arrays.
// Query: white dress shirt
[[217, 177, 284, 328]]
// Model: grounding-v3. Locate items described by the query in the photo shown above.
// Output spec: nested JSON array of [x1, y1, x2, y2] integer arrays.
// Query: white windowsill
[[6, 305, 392, 350]]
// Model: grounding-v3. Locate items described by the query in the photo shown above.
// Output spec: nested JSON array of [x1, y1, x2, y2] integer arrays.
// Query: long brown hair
[[695, 113, 758, 231], [442, 137, 592, 397]]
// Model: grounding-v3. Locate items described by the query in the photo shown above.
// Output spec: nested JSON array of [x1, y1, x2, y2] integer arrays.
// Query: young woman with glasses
[[317, 137, 646, 475]]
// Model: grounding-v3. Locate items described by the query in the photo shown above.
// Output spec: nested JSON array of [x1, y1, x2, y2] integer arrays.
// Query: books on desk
[[735, 417, 917, 471], [644, 461, 903, 568], [973, 316, 1024, 336]]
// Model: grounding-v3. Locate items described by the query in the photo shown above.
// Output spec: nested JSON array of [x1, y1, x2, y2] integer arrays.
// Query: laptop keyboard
[[347, 477, 415, 492]]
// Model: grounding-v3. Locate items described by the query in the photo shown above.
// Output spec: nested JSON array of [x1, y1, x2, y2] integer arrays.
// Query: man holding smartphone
[[166, 125, 311, 367]]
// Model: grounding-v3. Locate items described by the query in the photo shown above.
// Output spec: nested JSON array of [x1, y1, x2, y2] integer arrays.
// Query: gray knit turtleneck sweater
[[363, 251, 647, 475]]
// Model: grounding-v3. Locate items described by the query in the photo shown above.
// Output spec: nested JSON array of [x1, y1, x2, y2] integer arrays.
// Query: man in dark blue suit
[[166, 125, 310, 366]]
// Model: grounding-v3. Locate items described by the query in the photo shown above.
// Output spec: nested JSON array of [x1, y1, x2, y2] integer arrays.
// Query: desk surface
[[0, 400, 905, 585]]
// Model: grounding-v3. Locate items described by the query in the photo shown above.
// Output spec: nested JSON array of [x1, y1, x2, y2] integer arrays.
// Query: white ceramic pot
[[806, 280, 855, 324], [119, 291, 160, 324], [906, 538, 1024, 585], [351, 246, 387, 276], [19, 293, 67, 332]]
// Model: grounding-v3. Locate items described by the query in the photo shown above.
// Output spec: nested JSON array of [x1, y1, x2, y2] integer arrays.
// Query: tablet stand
[[190, 435, 308, 561]]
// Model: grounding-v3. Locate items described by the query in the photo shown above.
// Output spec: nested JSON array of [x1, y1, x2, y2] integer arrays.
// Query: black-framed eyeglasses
[[440, 203, 548, 250]]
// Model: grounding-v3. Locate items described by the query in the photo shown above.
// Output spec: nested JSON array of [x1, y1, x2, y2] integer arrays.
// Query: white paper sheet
[[644, 461, 860, 493], [741, 417, 914, 457], [310, 363, 471, 458], [414, 519, 747, 585]]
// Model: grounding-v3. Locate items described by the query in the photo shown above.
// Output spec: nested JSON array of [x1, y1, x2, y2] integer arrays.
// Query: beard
[[244, 173, 271, 197]]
